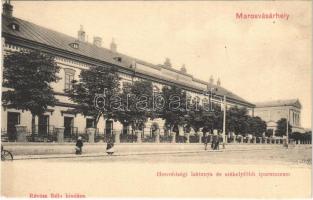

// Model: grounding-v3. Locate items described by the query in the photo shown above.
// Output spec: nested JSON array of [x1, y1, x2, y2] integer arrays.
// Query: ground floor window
[[38, 115, 49, 136], [86, 118, 95, 128], [64, 116, 74, 138]]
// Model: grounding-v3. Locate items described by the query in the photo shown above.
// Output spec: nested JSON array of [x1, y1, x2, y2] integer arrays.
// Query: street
[[42, 147, 312, 165], [2, 146, 312, 198]]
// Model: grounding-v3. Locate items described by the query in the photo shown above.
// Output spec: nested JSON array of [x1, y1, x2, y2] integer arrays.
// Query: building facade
[[1, 2, 255, 142], [254, 99, 304, 135]]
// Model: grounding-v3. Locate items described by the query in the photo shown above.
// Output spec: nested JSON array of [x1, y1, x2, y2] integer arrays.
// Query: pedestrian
[[75, 136, 83, 155], [106, 137, 115, 155], [212, 134, 217, 150], [215, 134, 220, 150], [204, 134, 208, 150]]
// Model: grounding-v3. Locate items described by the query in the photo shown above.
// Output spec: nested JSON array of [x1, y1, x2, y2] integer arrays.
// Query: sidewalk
[[12, 149, 220, 160], [5, 142, 309, 160], [11, 146, 283, 160]]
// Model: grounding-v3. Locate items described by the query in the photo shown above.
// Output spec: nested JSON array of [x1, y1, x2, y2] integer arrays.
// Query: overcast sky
[[10, 1, 312, 128]]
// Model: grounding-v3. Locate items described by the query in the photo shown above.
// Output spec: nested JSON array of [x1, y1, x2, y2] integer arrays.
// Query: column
[[15, 125, 27, 142], [55, 127, 65, 143], [253, 136, 256, 144]]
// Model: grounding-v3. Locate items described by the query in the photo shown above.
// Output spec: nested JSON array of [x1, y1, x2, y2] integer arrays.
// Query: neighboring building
[[1, 1, 254, 141], [254, 99, 304, 135]]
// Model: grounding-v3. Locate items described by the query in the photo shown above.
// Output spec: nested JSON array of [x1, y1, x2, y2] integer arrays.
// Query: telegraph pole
[[285, 108, 290, 148], [222, 95, 226, 148]]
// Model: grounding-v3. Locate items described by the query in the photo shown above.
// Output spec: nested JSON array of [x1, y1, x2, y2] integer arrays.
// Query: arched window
[[64, 68, 76, 91], [202, 98, 209, 107]]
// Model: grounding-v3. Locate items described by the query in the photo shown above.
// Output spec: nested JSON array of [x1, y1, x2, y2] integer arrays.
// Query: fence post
[[171, 131, 176, 143], [198, 131, 202, 143], [155, 129, 160, 144], [185, 133, 190, 143], [55, 127, 65, 143], [136, 130, 142, 143], [114, 130, 120, 144], [15, 125, 27, 142], [86, 128, 95, 143]]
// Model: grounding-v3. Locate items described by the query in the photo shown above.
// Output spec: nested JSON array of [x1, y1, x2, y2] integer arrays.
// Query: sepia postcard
[[1, 0, 312, 199]]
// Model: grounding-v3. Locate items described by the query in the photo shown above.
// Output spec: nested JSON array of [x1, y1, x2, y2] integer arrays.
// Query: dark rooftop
[[2, 14, 254, 107]]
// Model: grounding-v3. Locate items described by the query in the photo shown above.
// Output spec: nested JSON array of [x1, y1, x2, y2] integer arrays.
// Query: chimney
[[209, 75, 214, 84], [3, 0, 13, 18], [180, 64, 187, 73], [110, 38, 117, 52], [217, 78, 221, 86], [77, 25, 86, 42], [93, 36, 102, 47], [164, 58, 172, 68]]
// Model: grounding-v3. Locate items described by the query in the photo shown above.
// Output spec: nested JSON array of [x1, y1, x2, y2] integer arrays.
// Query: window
[[122, 81, 132, 90], [202, 98, 209, 107], [86, 118, 95, 128], [69, 42, 79, 49], [8, 23, 19, 31], [113, 57, 122, 62], [64, 68, 75, 91]]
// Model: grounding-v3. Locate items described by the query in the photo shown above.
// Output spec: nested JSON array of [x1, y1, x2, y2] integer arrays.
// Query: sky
[[10, 1, 312, 128]]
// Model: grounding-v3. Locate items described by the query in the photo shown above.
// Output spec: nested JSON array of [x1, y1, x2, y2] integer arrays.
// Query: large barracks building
[[1, 1, 255, 142]]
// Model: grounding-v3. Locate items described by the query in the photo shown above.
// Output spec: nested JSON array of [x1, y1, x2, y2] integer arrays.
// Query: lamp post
[[131, 60, 137, 84]]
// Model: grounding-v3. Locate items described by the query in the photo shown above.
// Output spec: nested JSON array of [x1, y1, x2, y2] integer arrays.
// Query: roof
[[2, 14, 254, 107], [254, 99, 302, 109]]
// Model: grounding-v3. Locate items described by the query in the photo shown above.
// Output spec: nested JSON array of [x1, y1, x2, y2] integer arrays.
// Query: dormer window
[[8, 23, 19, 31], [113, 57, 122, 62], [69, 42, 79, 49]]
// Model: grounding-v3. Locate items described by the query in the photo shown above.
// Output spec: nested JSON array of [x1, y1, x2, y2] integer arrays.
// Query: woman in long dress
[[106, 138, 115, 155]]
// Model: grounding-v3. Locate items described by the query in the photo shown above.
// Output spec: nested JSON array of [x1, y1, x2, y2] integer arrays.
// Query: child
[[75, 136, 83, 154]]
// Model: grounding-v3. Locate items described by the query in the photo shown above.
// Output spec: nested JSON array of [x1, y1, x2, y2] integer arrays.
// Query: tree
[[275, 118, 292, 137], [2, 50, 60, 137], [186, 102, 223, 135], [226, 106, 249, 135], [115, 80, 154, 133], [246, 116, 267, 137], [68, 65, 120, 129], [158, 85, 188, 135]]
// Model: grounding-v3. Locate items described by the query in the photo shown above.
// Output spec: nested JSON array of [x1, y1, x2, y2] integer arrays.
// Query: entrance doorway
[[7, 112, 20, 141]]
